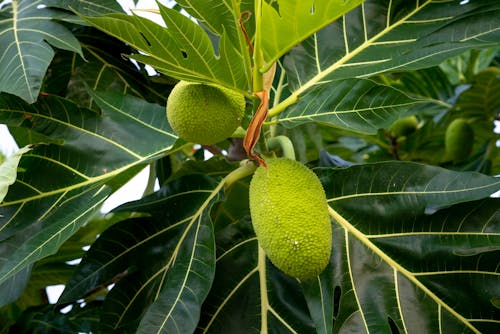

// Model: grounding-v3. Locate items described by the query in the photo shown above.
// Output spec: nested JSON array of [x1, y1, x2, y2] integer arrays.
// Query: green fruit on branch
[[445, 118, 474, 163], [388, 115, 418, 137], [166, 81, 246, 145], [249, 158, 332, 280]]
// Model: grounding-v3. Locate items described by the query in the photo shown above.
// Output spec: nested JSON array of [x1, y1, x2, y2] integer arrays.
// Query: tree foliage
[[0, 0, 499, 333]]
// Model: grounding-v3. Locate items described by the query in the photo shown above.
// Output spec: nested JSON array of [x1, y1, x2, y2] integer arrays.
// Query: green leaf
[[81, 2, 251, 93], [275, 78, 421, 134], [284, 1, 500, 87], [44, 27, 173, 110], [0, 0, 83, 103], [0, 266, 32, 307], [322, 161, 499, 218], [316, 162, 500, 333], [60, 174, 221, 333], [273, 0, 500, 131], [0, 92, 176, 293], [261, 0, 364, 68], [175, 0, 244, 48], [45, 0, 124, 17], [0, 145, 30, 203]]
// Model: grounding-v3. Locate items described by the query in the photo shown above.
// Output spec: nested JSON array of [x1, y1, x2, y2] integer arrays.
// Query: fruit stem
[[223, 160, 257, 191], [224, 160, 257, 190], [267, 135, 296, 160]]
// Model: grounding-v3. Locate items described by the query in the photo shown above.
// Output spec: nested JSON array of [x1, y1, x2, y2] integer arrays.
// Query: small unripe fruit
[[249, 158, 332, 280], [166, 81, 245, 145], [389, 115, 418, 137], [445, 118, 474, 162]]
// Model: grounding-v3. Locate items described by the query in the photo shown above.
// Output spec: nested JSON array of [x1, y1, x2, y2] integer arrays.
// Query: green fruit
[[249, 158, 332, 280], [389, 115, 418, 137], [445, 118, 474, 162], [166, 81, 245, 145]]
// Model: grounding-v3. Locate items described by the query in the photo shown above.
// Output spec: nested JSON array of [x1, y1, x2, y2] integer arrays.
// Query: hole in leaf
[[181, 50, 188, 59], [387, 317, 400, 334], [333, 286, 341, 318], [140, 32, 151, 46]]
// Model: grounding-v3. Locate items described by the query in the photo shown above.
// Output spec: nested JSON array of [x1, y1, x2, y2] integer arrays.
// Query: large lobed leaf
[[59, 174, 223, 333], [81, 2, 252, 94], [261, 0, 364, 68], [312, 162, 500, 333], [0, 92, 176, 304], [272, 0, 500, 133], [0, 0, 122, 103], [275, 78, 420, 134]]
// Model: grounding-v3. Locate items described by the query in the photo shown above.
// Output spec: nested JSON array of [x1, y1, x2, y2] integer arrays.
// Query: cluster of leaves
[[0, 0, 499, 333]]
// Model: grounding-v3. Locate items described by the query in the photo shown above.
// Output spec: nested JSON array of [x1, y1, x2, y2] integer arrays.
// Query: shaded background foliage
[[0, 0, 499, 333]]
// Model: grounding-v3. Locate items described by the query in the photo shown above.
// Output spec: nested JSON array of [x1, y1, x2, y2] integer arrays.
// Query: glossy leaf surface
[[0, 0, 83, 102], [81, 2, 252, 93], [0, 92, 176, 299], [60, 174, 221, 333]]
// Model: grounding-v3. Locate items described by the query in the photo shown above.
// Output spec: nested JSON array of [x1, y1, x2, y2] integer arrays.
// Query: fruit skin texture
[[249, 158, 332, 280], [166, 81, 245, 145], [389, 115, 418, 137], [445, 118, 474, 162]]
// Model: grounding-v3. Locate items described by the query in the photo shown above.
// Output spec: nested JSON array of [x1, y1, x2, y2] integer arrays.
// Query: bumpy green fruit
[[389, 115, 418, 137], [249, 158, 332, 280], [445, 118, 474, 162], [166, 81, 245, 145]]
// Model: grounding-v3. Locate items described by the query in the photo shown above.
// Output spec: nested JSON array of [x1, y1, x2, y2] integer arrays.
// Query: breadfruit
[[389, 115, 418, 137], [249, 158, 332, 280], [166, 81, 245, 145], [445, 118, 474, 162]]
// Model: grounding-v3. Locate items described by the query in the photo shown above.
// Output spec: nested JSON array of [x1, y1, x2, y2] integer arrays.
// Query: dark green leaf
[[0, 93, 176, 297], [60, 174, 221, 333], [321, 161, 500, 221], [316, 161, 500, 333], [0, 0, 83, 103]]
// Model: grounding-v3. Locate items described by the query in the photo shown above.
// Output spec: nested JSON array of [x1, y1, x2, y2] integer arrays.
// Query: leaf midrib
[[326, 181, 500, 203], [12, 0, 33, 102]]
